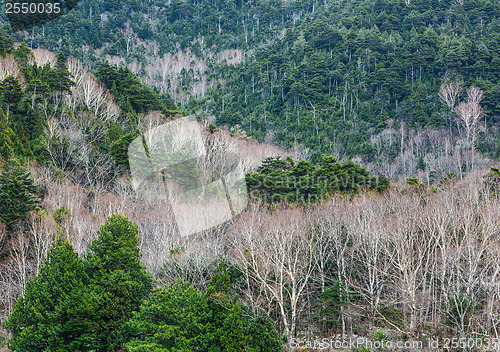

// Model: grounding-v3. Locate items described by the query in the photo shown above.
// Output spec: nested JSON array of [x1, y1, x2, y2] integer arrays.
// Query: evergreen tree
[[206, 261, 250, 352], [0, 162, 41, 231], [52, 53, 75, 93], [126, 276, 283, 352], [5, 238, 93, 352], [12, 42, 33, 71], [418, 155, 426, 171], [85, 214, 153, 351], [246, 156, 389, 204], [0, 109, 14, 162], [110, 132, 137, 168], [0, 31, 13, 56], [1, 75, 23, 121], [126, 281, 215, 352]]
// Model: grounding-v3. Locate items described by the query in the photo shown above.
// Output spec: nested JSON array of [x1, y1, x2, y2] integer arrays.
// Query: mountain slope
[[2, 0, 500, 180]]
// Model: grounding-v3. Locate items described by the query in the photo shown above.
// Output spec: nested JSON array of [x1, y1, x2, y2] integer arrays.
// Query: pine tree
[[0, 31, 13, 56], [418, 155, 426, 171], [85, 214, 153, 351], [126, 281, 214, 352], [12, 42, 33, 71], [53, 53, 75, 93], [6, 238, 93, 352], [126, 276, 284, 352], [1, 75, 23, 121], [207, 261, 249, 352], [0, 109, 14, 162], [0, 162, 41, 231]]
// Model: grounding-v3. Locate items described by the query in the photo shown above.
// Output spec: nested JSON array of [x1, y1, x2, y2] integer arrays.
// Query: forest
[[2, 0, 500, 179], [1, 0, 500, 350]]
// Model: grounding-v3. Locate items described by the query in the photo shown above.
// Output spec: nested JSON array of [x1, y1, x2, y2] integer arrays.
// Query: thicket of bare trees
[[37, 56, 122, 192], [0, 125, 284, 340], [227, 169, 500, 346], [365, 83, 489, 184], [0, 55, 24, 83], [31, 48, 57, 68]]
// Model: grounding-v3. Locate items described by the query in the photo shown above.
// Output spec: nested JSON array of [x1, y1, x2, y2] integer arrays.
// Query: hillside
[[2, 1, 500, 351], [0, 41, 393, 350], [2, 0, 500, 181]]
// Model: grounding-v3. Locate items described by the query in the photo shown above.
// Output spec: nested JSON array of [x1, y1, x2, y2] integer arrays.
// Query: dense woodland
[[2, 0, 500, 179], [1, 0, 500, 350]]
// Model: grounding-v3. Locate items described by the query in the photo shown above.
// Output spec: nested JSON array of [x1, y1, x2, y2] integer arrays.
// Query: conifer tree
[[126, 262, 283, 352], [0, 162, 41, 231], [0, 109, 14, 162], [85, 214, 153, 352], [0, 31, 13, 56], [418, 155, 426, 171], [53, 53, 75, 93], [1, 75, 22, 121], [5, 238, 93, 352]]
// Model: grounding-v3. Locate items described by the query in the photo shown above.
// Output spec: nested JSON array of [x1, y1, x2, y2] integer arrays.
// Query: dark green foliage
[[95, 62, 177, 115], [52, 206, 71, 225], [12, 43, 33, 71], [5, 238, 93, 352], [315, 281, 347, 330], [206, 260, 231, 296], [23, 55, 75, 96], [181, 0, 500, 160], [126, 274, 283, 352], [0, 162, 42, 231], [246, 156, 388, 203], [1, 75, 22, 117], [483, 167, 500, 197], [0, 110, 15, 161], [406, 177, 424, 187], [5, 215, 154, 351], [417, 155, 426, 171], [126, 282, 218, 352], [0, 31, 13, 56], [110, 131, 138, 168], [85, 214, 154, 352], [53, 52, 75, 93]]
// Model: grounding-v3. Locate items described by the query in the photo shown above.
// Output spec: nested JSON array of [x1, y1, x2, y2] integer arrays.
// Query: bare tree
[[313, 199, 353, 336], [466, 86, 484, 106], [439, 81, 462, 110], [439, 81, 463, 133], [10, 233, 31, 293], [66, 56, 88, 88], [32, 48, 57, 68], [42, 122, 80, 171], [228, 203, 317, 339], [102, 99, 120, 123], [456, 101, 482, 144], [29, 212, 58, 273], [456, 101, 482, 170], [75, 73, 108, 117], [346, 195, 391, 324], [385, 196, 434, 335], [137, 111, 168, 134], [0, 54, 24, 83]]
